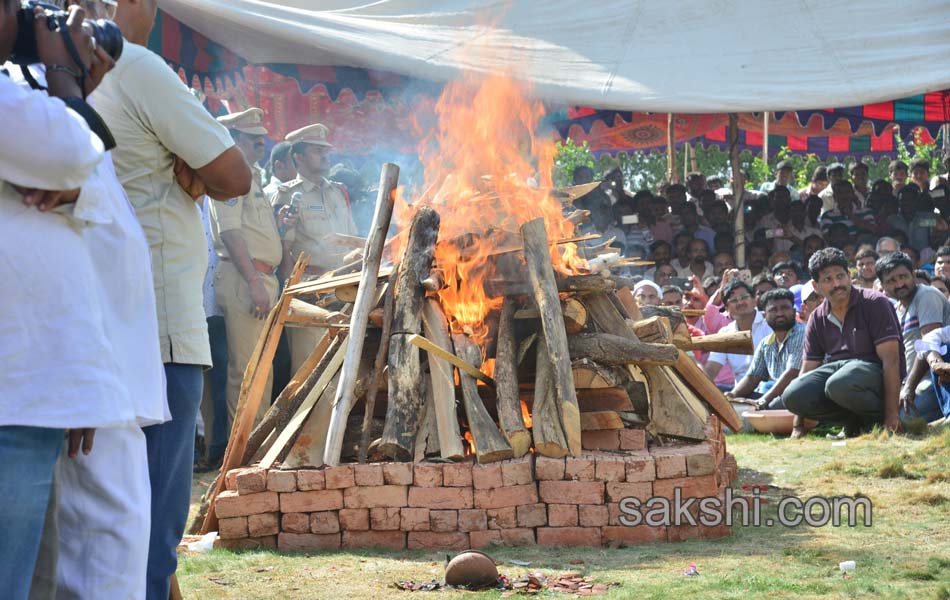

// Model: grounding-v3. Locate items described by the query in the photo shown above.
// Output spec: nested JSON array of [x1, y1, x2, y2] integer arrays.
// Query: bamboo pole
[[763, 111, 770, 161], [729, 113, 745, 267], [667, 113, 676, 184]]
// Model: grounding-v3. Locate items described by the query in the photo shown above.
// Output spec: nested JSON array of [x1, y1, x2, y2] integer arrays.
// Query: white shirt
[[0, 73, 132, 428], [708, 310, 773, 381]]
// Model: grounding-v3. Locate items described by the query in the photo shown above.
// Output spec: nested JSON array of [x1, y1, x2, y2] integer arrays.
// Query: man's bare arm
[[197, 147, 252, 200], [875, 339, 903, 432]]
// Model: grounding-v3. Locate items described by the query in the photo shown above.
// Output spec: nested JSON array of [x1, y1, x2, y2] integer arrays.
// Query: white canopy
[[159, 0, 950, 113]]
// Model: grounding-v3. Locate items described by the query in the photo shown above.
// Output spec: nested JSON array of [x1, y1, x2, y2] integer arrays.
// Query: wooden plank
[[408, 333, 494, 386], [672, 350, 743, 432], [631, 316, 673, 344], [576, 388, 635, 412], [281, 369, 341, 468], [494, 298, 531, 458], [687, 331, 754, 355], [614, 287, 643, 321], [359, 282, 394, 462], [420, 298, 465, 461], [579, 411, 624, 431], [453, 333, 513, 464], [284, 266, 394, 296], [259, 338, 348, 469], [640, 365, 708, 441]]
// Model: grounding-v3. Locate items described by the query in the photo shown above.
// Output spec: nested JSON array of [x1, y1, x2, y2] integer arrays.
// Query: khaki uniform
[[210, 164, 283, 422], [275, 175, 357, 372]]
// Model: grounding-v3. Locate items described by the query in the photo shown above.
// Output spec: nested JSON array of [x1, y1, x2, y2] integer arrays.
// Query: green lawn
[[180, 428, 950, 599]]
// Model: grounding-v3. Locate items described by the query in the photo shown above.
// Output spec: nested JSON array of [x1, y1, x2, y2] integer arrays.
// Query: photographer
[[0, 2, 135, 598]]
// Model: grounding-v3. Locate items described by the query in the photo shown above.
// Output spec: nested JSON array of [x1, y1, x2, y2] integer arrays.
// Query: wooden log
[[244, 331, 342, 463], [521, 218, 581, 456], [200, 254, 307, 534], [284, 265, 394, 296], [368, 307, 385, 329], [359, 282, 395, 463], [672, 350, 743, 432], [576, 388, 635, 412], [494, 298, 531, 458], [640, 365, 709, 441], [285, 299, 347, 327], [420, 269, 445, 293], [631, 316, 673, 344], [408, 333, 494, 386], [452, 333, 513, 463], [420, 298, 465, 461], [567, 332, 679, 366], [334, 284, 358, 303], [562, 298, 588, 334], [687, 330, 754, 355], [639, 305, 686, 331], [281, 368, 341, 468], [579, 411, 624, 431], [324, 163, 399, 467], [614, 287, 643, 321], [379, 206, 440, 459], [556, 274, 616, 293], [531, 332, 568, 458], [566, 209, 591, 226], [413, 372, 435, 462], [580, 292, 638, 340], [571, 361, 616, 389]]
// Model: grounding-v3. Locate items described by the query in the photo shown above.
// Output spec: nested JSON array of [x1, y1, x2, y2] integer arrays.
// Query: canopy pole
[[684, 142, 689, 182], [729, 113, 745, 268], [762, 112, 769, 161], [666, 113, 676, 183]]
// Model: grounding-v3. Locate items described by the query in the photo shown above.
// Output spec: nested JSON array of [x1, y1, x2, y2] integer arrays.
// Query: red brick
[[470, 529, 502, 549], [547, 504, 578, 527], [429, 510, 458, 532], [413, 463, 443, 487], [296, 469, 325, 491], [537, 527, 601, 547], [215, 535, 277, 550], [310, 511, 341, 534], [235, 467, 267, 495], [624, 452, 656, 482], [619, 428, 647, 451], [224, 468, 246, 491], [606, 503, 624, 526], [534, 456, 565, 480], [501, 457, 534, 486], [325, 465, 355, 489], [338, 508, 369, 531], [582, 430, 620, 451], [266, 469, 297, 493], [472, 463, 504, 489], [280, 490, 343, 513], [408, 486, 473, 509], [651, 448, 688, 479], [685, 443, 717, 476], [281, 513, 310, 534], [458, 509, 488, 532], [343, 485, 408, 509], [653, 475, 717, 500], [486, 507, 517, 529], [564, 456, 595, 481], [538, 481, 604, 505], [516, 503, 547, 528], [579, 505, 609, 527], [442, 462, 473, 487], [400, 508, 430, 532], [594, 455, 626, 482], [353, 464, 384, 487], [605, 481, 653, 503], [343, 530, 406, 550], [248, 512, 279, 537], [602, 525, 666, 547], [667, 524, 702, 543], [218, 516, 248, 539], [382, 463, 413, 485], [474, 484, 539, 509], [500, 528, 536, 546], [408, 531, 470, 551], [278, 532, 341, 551], [216, 490, 279, 518], [370, 507, 402, 530]]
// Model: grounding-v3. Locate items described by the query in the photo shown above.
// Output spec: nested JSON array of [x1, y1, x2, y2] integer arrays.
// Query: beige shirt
[[209, 165, 282, 267], [275, 176, 357, 272], [95, 42, 234, 365]]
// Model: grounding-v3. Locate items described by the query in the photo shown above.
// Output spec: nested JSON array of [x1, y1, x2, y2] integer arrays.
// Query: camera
[[10, 1, 123, 66]]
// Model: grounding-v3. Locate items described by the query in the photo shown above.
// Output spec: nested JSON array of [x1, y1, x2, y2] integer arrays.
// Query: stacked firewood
[[194, 164, 744, 535]]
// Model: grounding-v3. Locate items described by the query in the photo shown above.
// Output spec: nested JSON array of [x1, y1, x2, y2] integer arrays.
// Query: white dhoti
[[55, 426, 150, 600]]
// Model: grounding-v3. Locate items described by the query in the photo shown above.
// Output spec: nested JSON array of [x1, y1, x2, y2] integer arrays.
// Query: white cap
[[801, 280, 819, 301]]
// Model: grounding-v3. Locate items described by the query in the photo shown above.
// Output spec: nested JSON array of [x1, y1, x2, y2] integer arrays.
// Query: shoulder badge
[[278, 178, 304, 193]]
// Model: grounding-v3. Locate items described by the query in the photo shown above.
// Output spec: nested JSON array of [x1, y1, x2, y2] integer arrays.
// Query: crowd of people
[[573, 152, 950, 438]]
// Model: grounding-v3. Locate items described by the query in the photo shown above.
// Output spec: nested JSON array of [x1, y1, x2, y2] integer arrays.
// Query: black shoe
[[193, 457, 220, 473], [843, 420, 863, 438]]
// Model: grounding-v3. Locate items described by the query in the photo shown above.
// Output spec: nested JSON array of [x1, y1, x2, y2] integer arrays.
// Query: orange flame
[[520, 399, 533, 429], [391, 73, 585, 345], [463, 431, 476, 456]]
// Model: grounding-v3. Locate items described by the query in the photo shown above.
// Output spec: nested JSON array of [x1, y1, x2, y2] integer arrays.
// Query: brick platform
[[214, 421, 738, 551]]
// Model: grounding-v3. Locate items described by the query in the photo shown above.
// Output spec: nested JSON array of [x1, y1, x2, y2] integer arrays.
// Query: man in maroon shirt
[[783, 248, 904, 438]]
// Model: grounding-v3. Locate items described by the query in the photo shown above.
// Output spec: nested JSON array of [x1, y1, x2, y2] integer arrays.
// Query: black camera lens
[[10, 1, 123, 66], [87, 18, 123, 62]]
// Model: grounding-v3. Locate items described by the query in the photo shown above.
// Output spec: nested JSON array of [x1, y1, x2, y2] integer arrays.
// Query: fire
[[463, 431, 476, 456], [394, 73, 586, 345], [520, 399, 533, 429]]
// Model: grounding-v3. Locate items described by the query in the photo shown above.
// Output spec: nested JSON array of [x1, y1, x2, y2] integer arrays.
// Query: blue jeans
[[144, 363, 203, 600], [926, 350, 950, 421], [0, 426, 64, 600], [207, 316, 229, 461]]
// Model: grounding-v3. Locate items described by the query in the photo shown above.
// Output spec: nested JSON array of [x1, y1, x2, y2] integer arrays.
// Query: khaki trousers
[[215, 261, 278, 425], [289, 325, 328, 377]]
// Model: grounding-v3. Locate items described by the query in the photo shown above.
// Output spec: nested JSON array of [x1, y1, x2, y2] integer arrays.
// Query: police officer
[[210, 108, 283, 423], [275, 123, 358, 373]]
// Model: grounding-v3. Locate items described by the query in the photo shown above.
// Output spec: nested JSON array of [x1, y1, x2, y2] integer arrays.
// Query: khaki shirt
[[94, 42, 234, 365], [275, 176, 357, 272], [209, 165, 282, 267]]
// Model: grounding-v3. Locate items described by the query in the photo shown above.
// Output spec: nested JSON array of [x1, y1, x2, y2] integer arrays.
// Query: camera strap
[[54, 13, 89, 101]]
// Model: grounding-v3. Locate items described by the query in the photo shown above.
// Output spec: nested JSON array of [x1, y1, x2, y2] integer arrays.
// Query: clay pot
[[444, 550, 498, 587]]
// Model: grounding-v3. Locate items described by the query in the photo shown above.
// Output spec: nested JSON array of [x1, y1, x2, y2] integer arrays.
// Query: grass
[[179, 428, 950, 599]]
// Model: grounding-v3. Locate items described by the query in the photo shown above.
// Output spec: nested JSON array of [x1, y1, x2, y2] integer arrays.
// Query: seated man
[[783, 248, 904, 438], [909, 326, 950, 423], [726, 288, 805, 409]]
